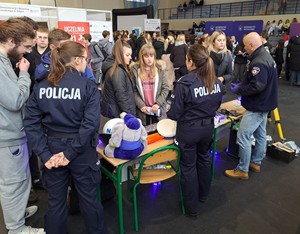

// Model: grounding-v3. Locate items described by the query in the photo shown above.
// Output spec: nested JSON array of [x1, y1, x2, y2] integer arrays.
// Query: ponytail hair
[[48, 41, 85, 86], [187, 44, 216, 93]]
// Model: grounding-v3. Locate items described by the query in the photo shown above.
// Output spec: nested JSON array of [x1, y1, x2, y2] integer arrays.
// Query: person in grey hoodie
[[98, 30, 113, 57], [0, 18, 45, 234]]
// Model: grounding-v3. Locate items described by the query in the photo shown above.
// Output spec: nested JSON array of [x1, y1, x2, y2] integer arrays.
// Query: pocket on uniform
[[5, 145, 28, 184], [89, 160, 101, 185]]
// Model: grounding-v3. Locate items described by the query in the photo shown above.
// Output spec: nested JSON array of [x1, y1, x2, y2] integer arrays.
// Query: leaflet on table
[[214, 112, 228, 127]]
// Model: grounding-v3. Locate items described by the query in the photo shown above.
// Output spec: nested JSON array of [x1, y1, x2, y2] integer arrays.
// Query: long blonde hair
[[207, 30, 230, 55], [176, 34, 186, 44], [137, 44, 157, 81]]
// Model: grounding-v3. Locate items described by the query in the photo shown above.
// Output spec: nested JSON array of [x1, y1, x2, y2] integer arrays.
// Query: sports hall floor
[[1, 77, 300, 234]]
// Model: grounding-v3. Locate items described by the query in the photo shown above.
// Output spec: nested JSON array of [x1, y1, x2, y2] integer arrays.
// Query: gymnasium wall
[[163, 14, 300, 31]]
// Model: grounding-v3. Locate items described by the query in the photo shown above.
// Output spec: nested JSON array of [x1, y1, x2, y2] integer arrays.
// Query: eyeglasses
[[21, 43, 33, 53], [78, 56, 91, 64]]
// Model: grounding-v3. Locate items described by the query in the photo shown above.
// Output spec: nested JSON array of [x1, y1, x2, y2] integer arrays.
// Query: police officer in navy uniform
[[225, 32, 278, 180], [167, 44, 224, 218], [24, 41, 105, 234]]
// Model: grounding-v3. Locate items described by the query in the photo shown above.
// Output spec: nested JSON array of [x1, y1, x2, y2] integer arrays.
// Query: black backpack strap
[[98, 41, 109, 49], [93, 43, 102, 57]]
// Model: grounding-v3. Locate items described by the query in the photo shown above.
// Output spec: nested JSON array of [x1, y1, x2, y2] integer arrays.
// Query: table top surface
[[96, 100, 244, 167], [97, 138, 174, 167], [219, 99, 246, 120]]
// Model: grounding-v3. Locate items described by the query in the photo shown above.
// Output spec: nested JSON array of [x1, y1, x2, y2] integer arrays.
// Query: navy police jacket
[[24, 68, 100, 164], [167, 72, 224, 123], [237, 45, 278, 112]]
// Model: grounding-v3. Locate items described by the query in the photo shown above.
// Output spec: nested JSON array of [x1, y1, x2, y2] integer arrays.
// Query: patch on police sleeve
[[251, 67, 260, 76]]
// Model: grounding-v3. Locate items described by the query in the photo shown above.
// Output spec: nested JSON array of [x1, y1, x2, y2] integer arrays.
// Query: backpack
[[93, 42, 109, 61]]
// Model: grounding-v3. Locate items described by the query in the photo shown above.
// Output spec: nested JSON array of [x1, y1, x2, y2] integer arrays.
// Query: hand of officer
[[230, 82, 241, 94], [44, 157, 59, 169], [57, 153, 70, 167], [45, 160, 53, 169], [44, 154, 64, 169], [51, 152, 70, 167], [218, 76, 225, 83]]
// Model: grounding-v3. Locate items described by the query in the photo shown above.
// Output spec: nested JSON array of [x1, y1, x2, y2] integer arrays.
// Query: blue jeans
[[236, 111, 268, 172], [289, 70, 300, 86]]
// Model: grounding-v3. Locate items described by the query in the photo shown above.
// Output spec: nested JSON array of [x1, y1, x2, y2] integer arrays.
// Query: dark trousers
[[42, 137, 105, 234], [174, 66, 188, 80], [176, 120, 213, 214], [145, 115, 159, 125], [233, 63, 246, 83], [276, 62, 283, 77], [29, 152, 40, 181], [93, 69, 102, 85]]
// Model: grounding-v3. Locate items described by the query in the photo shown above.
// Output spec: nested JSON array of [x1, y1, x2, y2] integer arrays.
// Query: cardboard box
[[266, 142, 296, 163]]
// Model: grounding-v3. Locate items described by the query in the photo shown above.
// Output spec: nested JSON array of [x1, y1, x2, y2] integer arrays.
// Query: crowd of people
[[177, 0, 204, 12], [263, 17, 298, 36], [1, 13, 292, 232]]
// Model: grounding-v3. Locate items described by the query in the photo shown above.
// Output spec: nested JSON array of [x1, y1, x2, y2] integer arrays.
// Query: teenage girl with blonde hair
[[131, 44, 170, 125]]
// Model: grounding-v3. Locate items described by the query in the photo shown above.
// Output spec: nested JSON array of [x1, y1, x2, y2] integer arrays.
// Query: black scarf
[[210, 51, 224, 66]]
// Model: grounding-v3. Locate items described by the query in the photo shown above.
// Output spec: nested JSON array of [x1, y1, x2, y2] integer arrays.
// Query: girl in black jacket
[[101, 39, 136, 119], [170, 34, 189, 80]]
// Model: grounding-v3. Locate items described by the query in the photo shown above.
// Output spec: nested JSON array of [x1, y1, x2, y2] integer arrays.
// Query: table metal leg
[[116, 164, 125, 234], [100, 164, 125, 234]]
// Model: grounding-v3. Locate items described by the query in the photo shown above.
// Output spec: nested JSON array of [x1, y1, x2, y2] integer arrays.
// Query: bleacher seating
[[164, 0, 300, 20]]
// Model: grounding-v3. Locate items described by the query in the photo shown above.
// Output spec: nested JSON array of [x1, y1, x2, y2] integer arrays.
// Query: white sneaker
[[24, 206, 38, 219], [18, 226, 45, 234]]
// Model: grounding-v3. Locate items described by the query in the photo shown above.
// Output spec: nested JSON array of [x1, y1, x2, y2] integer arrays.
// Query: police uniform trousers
[[175, 118, 214, 214], [42, 136, 105, 234]]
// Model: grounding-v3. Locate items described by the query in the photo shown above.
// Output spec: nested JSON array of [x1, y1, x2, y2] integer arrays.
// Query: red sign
[[57, 21, 90, 43]]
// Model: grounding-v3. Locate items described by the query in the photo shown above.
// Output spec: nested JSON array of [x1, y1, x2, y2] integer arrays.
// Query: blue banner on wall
[[205, 20, 263, 43], [233, 20, 263, 43], [205, 21, 233, 37]]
